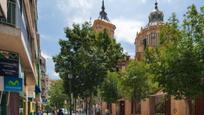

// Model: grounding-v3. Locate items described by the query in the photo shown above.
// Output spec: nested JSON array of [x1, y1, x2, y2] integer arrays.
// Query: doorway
[[119, 101, 125, 115]]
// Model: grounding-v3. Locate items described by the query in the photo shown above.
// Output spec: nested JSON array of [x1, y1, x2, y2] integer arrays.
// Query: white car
[[61, 108, 68, 115]]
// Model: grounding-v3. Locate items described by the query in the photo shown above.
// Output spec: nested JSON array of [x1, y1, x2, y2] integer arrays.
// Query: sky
[[37, 0, 204, 79]]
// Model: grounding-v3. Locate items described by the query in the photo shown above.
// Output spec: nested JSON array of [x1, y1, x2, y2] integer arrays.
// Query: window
[[140, 39, 143, 46], [35, 19, 38, 31], [7, 0, 16, 25], [149, 34, 152, 44], [19, 0, 23, 13], [143, 38, 147, 50], [24, 74, 26, 86], [150, 32, 157, 46]]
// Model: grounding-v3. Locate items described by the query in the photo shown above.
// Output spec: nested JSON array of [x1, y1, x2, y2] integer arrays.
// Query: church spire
[[102, 0, 105, 11], [98, 0, 109, 21]]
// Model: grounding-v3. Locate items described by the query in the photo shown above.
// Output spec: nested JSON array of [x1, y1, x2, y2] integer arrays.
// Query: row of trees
[[146, 5, 204, 115], [100, 5, 204, 115], [46, 80, 67, 111], [49, 4, 204, 115]]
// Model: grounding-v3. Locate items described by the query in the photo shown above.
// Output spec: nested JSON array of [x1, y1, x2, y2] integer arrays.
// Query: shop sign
[[4, 77, 23, 92], [0, 50, 19, 77]]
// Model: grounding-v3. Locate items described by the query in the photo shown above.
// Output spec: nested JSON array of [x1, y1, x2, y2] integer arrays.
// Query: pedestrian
[[96, 107, 100, 115], [37, 110, 43, 115], [105, 109, 109, 115], [57, 109, 64, 115], [46, 110, 49, 115], [51, 110, 54, 115]]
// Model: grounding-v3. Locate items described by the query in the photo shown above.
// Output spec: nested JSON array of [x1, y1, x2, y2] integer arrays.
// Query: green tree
[[99, 72, 121, 104], [53, 22, 124, 114], [146, 5, 204, 115], [47, 80, 67, 109], [119, 61, 156, 107]]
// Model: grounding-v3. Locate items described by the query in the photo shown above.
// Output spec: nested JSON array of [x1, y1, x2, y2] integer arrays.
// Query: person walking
[[37, 110, 43, 115], [96, 107, 100, 115], [52, 110, 56, 115], [105, 109, 110, 115]]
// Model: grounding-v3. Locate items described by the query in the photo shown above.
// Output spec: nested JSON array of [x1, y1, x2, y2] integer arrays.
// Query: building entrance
[[119, 101, 125, 115]]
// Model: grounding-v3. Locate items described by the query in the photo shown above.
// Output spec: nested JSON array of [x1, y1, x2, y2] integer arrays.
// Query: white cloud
[[69, 0, 94, 10], [40, 34, 55, 41], [56, 0, 98, 26], [160, 0, 171, 3], [41, 51, 52, 59], [141, 0, 147, 3], [112, 18, 144, 44], [52, 72, 59, 79]]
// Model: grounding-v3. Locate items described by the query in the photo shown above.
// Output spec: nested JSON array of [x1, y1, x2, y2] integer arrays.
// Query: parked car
[[61, 108, 68, 115]]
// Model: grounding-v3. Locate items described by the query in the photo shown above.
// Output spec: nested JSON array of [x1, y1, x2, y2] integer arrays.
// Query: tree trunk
[[89, 96, 92, 115], [85, 97, 88, 115], [75, 98, 77, 112], [131, 97, 136, 115], [69, 94, 72, 115]]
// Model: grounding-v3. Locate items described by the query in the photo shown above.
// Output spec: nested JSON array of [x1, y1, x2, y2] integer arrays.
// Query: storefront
[[0, 50, 24, 115]]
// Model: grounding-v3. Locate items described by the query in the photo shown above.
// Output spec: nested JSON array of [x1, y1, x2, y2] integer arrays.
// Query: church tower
[[92, 0, 116, 38], [135, 0, 164, 60]]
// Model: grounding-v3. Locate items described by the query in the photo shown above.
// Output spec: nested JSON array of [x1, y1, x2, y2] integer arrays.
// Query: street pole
[[70, 78, 72, 115], [68, 74, 72, 115]]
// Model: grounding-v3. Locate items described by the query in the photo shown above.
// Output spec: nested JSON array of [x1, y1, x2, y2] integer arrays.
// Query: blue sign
[[4, 77, 23, 92]]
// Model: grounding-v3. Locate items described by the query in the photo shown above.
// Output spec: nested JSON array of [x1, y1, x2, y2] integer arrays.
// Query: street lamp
[[68, 74, 73, 115]]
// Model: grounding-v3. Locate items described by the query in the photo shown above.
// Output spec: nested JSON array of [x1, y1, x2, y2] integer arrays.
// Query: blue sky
[[37, 0, 204, 79]]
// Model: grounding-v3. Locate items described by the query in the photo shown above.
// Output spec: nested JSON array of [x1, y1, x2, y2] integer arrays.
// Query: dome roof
[[148, 1, 164, 25]]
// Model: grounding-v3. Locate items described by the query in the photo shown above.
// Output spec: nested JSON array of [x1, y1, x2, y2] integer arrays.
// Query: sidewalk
[[43, 113, 51, 115]]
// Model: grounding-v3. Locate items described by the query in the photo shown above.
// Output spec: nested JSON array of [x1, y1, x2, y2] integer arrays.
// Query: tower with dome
[[135, 0, 164, 60]]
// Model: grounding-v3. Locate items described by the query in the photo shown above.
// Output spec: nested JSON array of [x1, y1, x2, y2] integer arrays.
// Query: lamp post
[[68, 74, 73, 115]]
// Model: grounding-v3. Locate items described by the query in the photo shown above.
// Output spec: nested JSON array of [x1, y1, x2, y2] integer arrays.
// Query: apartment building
[[40, 56, 51, 108], [0, 0, 41, 115]]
